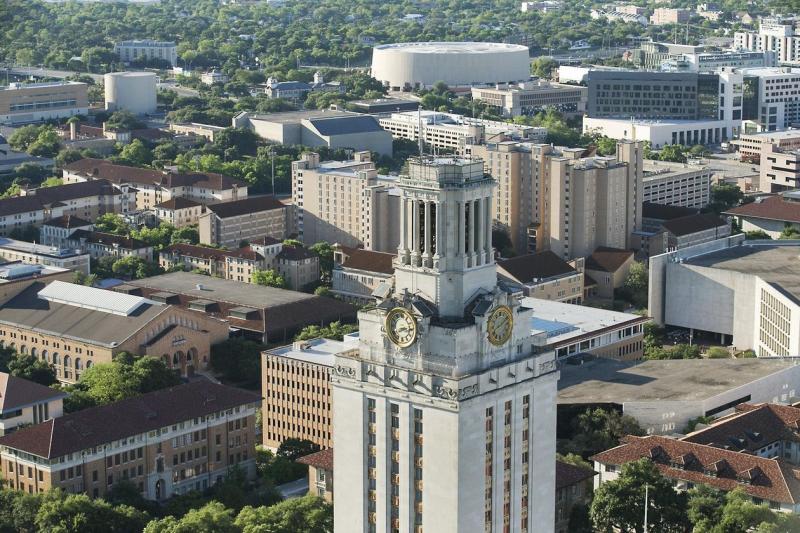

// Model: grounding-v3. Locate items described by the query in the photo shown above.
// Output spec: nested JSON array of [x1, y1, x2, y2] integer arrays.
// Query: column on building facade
[[475, 198, 484, 265], [434, 201, 442, 259], [484, 196, 493, 262], [469, 199, 477, 261], [398, 195, 408, 264], [458, 201, 466, 259], [411, 199, 420, 266], [423, 201, 432, 264]]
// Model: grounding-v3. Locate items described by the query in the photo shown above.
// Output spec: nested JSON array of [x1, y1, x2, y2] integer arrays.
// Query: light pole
[[643, 484, 650, 533]]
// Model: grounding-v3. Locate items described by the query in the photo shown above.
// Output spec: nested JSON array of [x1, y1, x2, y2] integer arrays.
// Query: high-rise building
[[332, 156, 558, 533], [735, 17, 800, 66], [471, 140, 643, 258], [292, 152, 400, 253], [740, 67, 800, 132]]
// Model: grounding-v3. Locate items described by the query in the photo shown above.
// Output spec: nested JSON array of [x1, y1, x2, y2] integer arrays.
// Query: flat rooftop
[[0, 238, 87, 259], [128, 272, 314, 309], [558, 357, 800, 404], [643, 160, 710, 179], [2, 81, 83, 91], [683, 242, 800, 301], [739, 129, 800, 140], [249, 109, 356, 124], [523, 298, 646, 346], [264, 333, 359, 366]]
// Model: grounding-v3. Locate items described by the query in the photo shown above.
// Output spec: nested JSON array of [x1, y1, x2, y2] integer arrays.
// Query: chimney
[[69, 121, 77, 141]]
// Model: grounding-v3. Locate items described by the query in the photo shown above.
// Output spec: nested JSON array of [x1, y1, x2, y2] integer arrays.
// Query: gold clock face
[[487, 305, 514, 346], [385, 307, 417, 348]]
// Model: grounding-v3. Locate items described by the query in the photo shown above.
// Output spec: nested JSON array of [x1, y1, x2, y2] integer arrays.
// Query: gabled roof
[[161, 243, 262, 262], [684, 403, 800, 453], [277, 245, 317, 262], [0, 372, 66, 413], [63, 159, 245, 190], [68, 230, 150, 250], [0, 381, 260, 459], [338, 246, 395, 275], [585, 246, 634, 273], [642, 202, 699, 221], [297, 447, 333, 471], [498, 251, 576, 283], [154, 197, 202, 210], [205, 196, 285, 218], [591, 435, 800, 504], [42, 215, 93, 229], [723, 195, 800, 224], [555, 460, 596, 490], [0, 180, 119, 217], [661, 213, 729, 237]]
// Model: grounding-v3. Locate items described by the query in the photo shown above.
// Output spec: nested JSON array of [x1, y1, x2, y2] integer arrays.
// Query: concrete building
[[292, 152, 400, 252], [378, 110, 546, 154], [198, 196, 288, 248], [735, 17, 800, 66], [104, 72, 157, 115], [114, 40, 177, 66], [233, 110, 393, 156], [660, 213, 732, 250], [0, 373, 65, 436], [0, 179, 128, 236], [0, 239, 90, 275], [262, 334, 358, 451], [371, 42, 530, 90], [526, 298, 647, 361], [723, 191, 800, 237], [153, 198, 204, 227], [120, 272, 356, 344], [0, 280, 229, 383], [331, 246, 395, 304], [168, 122, 226, 143], [649, 236, 800, 355], [0, 81, 88, 125], [200, 70, 228, 85], [590, 9, 648, 26], [497, 251, 584, 303], [584, 247, 634, 300], [559, 357, 800, 434], [631, 41, 776, 71], [740, 67, 800, 132], [732, 129, 800, 161], [62, 159, 247, 212], [471, 81, 588, 118], [332, 156, 558, 533], [472, 140, 644, 258], [0, 381, 258, 499], [759, 145, 800, 192], [349, 98, 420, 114], [40, 215, 154, 261], [642, 160, 712, 209], [264, 72, 344, 102], [650, 7, 692, 25]]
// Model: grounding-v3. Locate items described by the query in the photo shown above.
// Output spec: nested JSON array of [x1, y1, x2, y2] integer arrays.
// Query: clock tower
[[332, 156, 558, 533]]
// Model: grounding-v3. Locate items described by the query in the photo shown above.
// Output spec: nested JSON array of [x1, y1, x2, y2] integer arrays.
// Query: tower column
[[469, 199, 477, 259], [398, 194, 407, 263], [484, 196, 493, 261], [434, 201, 442, 260], [423, 200, 432, 264], [458, 201, 466, 259], [411, 199, 420, 266]]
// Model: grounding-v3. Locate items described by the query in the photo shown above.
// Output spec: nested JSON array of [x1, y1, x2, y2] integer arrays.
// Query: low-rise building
[[555, 461, 596, 533], [331, 246, 395, 304], [198, 196, 288, 248], [119, 272, 356, 344], [732, 130, 800, 162], [723, 192, 800, 238], [62, 159, 247, 211], [263, 72, 344, 102], [471, 81, 588, 118], [167, 123, 227, 143], [526, 298, 648, 361], [0, 81, 88, 125], [584, 247, 634, 300], [261, 334, 358, 450], [660, 213, 731, 250], [642, 160, 712, 209], [0, 238, 90, 275], [200, 71, 228, 85], [497, 251, 584, 303], [0, 381, 258, 499], [0, 280, 229, 383], [39, 215, 94, 247], [650, 7, 691, 25], [559, 357, 800, 434], [0, 373, 65, 436], [114, 40, 177, 66], [233, 110, 393, 156], [65, 230, 153, 261], [154, 198, 204, 227], [760, 145, 800, 192], [297, 448, 334, 502]]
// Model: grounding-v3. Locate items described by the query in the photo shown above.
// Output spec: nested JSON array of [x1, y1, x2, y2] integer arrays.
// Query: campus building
[[642, 160, 712, 209], [0, 381, 258, 500], [735, 17, 800, 66], [198, 196, 288, 249], [114, 40, 177, 66], [471, 80, 588, 118], [0, 82, 88, 125], [331, 246, 395, 304], [0, 373, 65, 436]]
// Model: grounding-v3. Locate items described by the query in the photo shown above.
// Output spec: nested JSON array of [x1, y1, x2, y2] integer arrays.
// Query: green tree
[[706, 346, 730, 359], [619, 261, 648, 308], [111, 256, 162, 279], [28, 127, 62, 158], [144, 502, 237, 533], [295, 321, 358, 342], [72, 353, 179, 408], [210, 338, 263, 387], [590, 459, 690, 533], [656, 144, 688, 163], [214, 128, 260, 157], [309, 242, 333, 281], [561, 407, 644, 457], [595, 136, 618, 156], [712, 488, 778, 533], [277, 438, 319, 462], [252, 269, 287, 288], [131, 223, 175, 249], [105, 111, 145, 132], [55, 149, 85, 168], [12, 163, 52, 183], [708, 183, 744, 213], [7, 353, 57, 386], [645, 343, 701, 360], [531, 57, 559, 79], [779, 223, 800, 239], [118, 139, 153, 167], [235, 496, 333, 533], [745, 230, 772, 240], [8, 125, 44, 152], [94, 213, 130, 235], [170, 225, 200, 245], [687, 484, 725, 532], [35, 491, 150, 533]]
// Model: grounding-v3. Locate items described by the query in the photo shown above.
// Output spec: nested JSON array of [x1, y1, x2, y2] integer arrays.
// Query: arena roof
[[373, 42, 529, 54]]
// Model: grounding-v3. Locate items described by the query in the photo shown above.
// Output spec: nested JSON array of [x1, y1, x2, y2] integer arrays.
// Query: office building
[[740, 67, 800, 132], [732, 129, 800, 161], [114, 40, 177, 66], [472, 140, 643, 258], [649, 235, 800, 355], [723, 191, 800, 236], [642, 160, 712, 209], [292, 152, 400, 252], [378, 110, 546, 153], [233, 110, 393, 156], [0, 381, 258, 499], [471, 80, 588, 118], [62, 159, 247, 212], [583, 69, 743, 147], [0, 280, 229, 383], [264, 72, 344, 102], [0, 373, 65, 436], [332, 156, 559, 533], [118, 272, 356, 344], [0, 81, 88, 125], [331, 246, 395, 304], [758, 144, 800, 192], [497, 251, 584, 303], [590, 9, 648, 26], [735, 17, 800, 66], [262, 334, 358, 450], [631, 42, 775, 71], [0, 238, 90, 275], [197, 196, 288, 248], [650, 7, 691, 25]]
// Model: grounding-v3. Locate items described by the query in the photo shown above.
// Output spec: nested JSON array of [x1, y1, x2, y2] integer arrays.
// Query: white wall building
[[114, 40, 177, 66], [332, 156, 558, 533], [642, 160, 712, 208], [104, 72, 157, 115], [735, 18, 800, 66]]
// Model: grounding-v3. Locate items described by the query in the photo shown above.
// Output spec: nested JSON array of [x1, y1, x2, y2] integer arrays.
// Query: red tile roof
[[723, 195, 800, 224], [683, 403, 800, 453], [555, 460, 596, 490], [155, 197, 202, 210], [498, 251, 576, 283], [0, 372, 66, 412], [592, 435, 800, 504], [63, 159, 245, 190], [338, 246, 395, 275], [42, 215, 93, 229], [161, 243, 261, 262], [0, 381, 260, 459], [585, 246, 634, 273], [205, 196, 285, 218], [661, 213, 729, 237], [297, 447, 333, 471]]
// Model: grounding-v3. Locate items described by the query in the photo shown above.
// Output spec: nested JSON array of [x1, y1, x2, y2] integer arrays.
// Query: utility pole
[[643, 484, 650, 533], [270, 146, 275, 197]]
